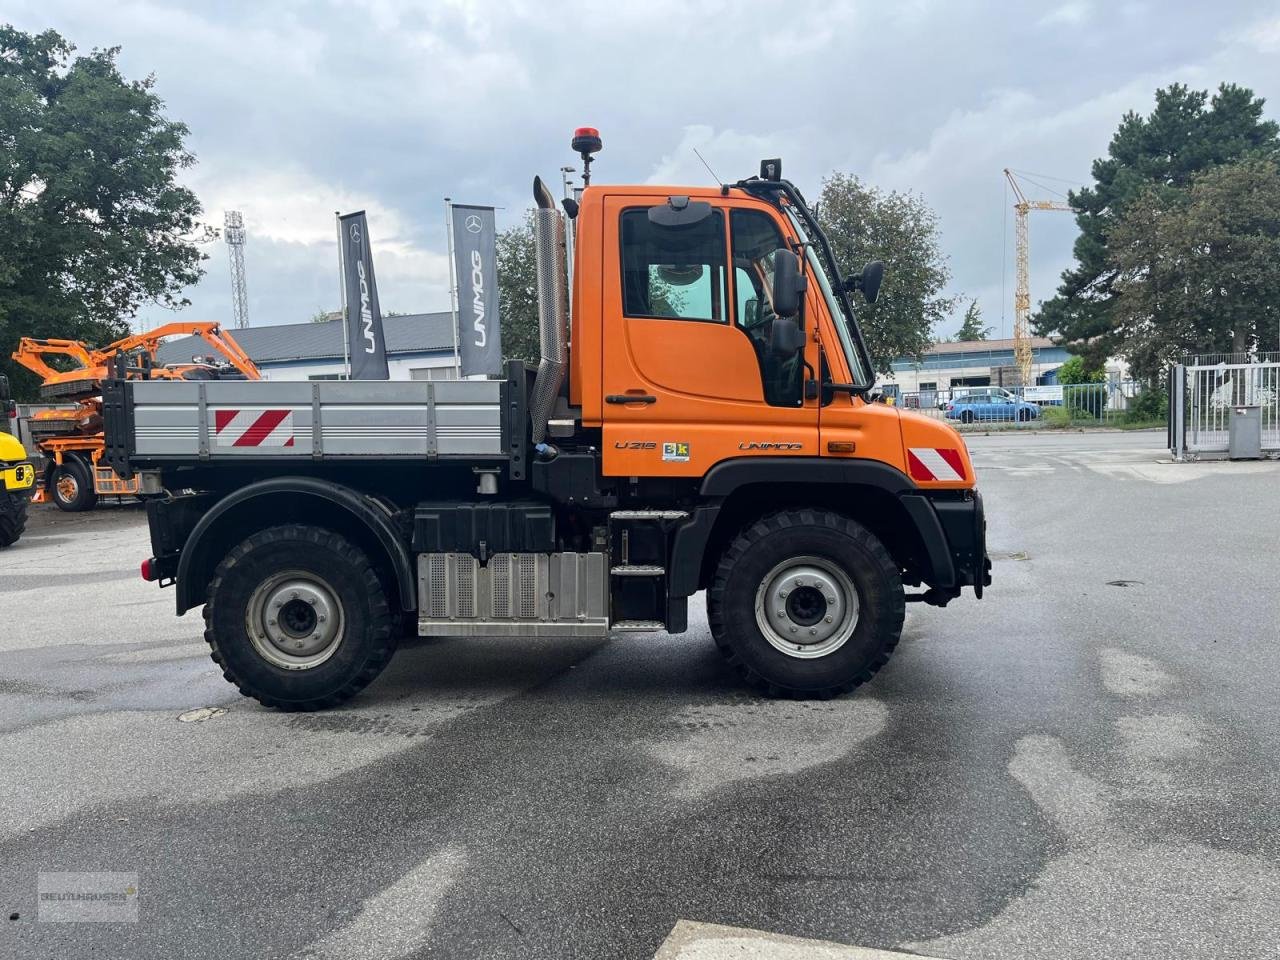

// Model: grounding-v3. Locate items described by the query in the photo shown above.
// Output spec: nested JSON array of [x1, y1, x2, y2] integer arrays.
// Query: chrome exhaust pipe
[[530, 175, 567, 453]]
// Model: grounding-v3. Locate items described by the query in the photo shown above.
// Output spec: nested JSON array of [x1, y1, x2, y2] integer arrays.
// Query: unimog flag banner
[[450, 204, 502, 377], [339, 211, 390, 381]]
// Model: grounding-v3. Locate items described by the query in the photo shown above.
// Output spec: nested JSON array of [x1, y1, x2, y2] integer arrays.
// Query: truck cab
[[570, 177, 977, 490], [116, 139, 989, 711]]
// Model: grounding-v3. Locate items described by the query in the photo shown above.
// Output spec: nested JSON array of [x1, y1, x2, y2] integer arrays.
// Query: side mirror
[[843, 261, 885, 304], [771, 248, 806, 318], [769, 317, 806, 357]]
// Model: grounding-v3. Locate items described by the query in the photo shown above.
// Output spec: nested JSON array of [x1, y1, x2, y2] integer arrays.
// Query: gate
[[1170, 360, 1280, 459]]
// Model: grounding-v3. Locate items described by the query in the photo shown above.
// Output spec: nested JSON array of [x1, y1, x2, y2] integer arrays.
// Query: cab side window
[[730, 209, 803, 408], [620, 208, 726, 322]]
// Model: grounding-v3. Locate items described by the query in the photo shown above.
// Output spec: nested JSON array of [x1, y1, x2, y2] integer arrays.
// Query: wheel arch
[[670, 457, 949, 596], [175, 477, 415, 616]]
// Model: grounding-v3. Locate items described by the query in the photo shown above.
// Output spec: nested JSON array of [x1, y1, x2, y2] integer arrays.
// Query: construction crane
[[224, 210, 250, 329], [1004, 169, 1071, 387]]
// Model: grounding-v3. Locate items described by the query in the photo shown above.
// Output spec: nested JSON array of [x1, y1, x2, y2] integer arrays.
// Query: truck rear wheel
[[204, 524, 398, 711], [708, 510, 905, 698], [50, 458, 97, 512]]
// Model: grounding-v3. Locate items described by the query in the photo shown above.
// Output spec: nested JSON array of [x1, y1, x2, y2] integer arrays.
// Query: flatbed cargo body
[[118, 378, 506, 461]]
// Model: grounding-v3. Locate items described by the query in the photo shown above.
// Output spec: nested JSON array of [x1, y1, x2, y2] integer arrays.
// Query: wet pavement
[[1, 432, 1278, 959]]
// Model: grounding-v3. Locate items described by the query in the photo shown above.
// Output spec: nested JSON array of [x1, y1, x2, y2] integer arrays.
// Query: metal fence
[[1170, 360, 1280, 459], [892, 381, 1143, 428]]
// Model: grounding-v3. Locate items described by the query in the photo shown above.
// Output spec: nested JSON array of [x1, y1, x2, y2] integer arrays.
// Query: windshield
[[784, 208, 872, 386]]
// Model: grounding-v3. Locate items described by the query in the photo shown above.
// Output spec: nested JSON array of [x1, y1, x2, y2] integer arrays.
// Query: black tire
[[204, 524, 398, 711], [708, 510, 905, 698], [49, 458, 97, 512], [1018, 408, 1032, 422], [0, 492, 27, 547], [961, 410, 975, 424]]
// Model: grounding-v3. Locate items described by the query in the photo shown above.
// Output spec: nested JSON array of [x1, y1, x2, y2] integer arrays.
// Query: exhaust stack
[[530, 175, 567, 454]]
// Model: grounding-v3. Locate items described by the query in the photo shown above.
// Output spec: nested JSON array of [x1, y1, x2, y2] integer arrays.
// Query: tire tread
[[203, 524, 396, 711], [708, 509, 905, 699]]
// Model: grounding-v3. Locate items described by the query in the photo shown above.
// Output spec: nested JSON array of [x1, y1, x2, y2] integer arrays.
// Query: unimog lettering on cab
[[106, 129, 990, 710]]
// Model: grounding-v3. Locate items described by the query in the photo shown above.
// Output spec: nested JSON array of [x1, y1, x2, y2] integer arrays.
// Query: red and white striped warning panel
[[907, 446, 965, 482], [214, 409, 295, 448]]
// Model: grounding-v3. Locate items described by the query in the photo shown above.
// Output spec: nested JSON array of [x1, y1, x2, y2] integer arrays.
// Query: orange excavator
[[12, 322, 259, 511]]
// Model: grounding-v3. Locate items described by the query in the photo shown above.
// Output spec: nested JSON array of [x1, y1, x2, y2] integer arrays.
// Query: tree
[[1034, 83, 1279, 371], [1056, 354, 1108, 418], [954, 298, 991, 341], [0, 26, 213, 401], [816, 173, 955, 374], [1107, 158, 1280, 379], [496, 212, 539, 363], [1056, 355, 1105, 385]]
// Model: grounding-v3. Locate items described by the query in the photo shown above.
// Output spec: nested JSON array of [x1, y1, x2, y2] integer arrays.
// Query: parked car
[[945, 388, 1041, 423], [936, 386, 990, 409]]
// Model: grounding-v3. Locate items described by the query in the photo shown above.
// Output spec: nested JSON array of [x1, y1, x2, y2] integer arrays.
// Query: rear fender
[[173, 477, 415, 615]]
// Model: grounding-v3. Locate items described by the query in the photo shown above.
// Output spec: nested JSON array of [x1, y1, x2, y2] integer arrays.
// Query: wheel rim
[[245, 570, 345, 670], [56, 471, 78, 503], [754, 555, 860, 659]]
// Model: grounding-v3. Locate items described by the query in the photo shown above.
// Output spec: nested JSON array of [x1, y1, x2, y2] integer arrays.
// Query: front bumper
[[900, 489, 991, 603]]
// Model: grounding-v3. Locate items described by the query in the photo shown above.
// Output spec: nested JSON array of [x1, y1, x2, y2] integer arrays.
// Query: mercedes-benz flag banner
[[339, 211, 390, 380], [451, 204, 502, 377]]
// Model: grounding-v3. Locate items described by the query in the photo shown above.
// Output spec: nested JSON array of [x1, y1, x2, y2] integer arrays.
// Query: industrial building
[[878, 336, 1131, 404], [155, 312, 461, 381]]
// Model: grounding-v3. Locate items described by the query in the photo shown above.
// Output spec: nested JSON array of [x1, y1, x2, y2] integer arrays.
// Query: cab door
[[600, 195, 819, 477]]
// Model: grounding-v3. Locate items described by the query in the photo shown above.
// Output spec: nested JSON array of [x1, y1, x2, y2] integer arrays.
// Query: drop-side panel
[[126, 379, 504, 461]]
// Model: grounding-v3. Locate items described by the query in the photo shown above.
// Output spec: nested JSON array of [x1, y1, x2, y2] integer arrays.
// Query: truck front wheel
[[708, 510, 905, 698], [204, 524, 398, 710]]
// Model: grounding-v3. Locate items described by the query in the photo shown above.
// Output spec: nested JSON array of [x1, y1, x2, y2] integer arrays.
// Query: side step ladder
[[607, 509, 688, 634]]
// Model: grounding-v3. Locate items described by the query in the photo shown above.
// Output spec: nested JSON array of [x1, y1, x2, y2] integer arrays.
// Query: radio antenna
[[693, 147, 723, 186]]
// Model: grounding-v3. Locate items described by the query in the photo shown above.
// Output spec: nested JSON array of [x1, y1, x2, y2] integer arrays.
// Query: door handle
[[606, 393, 657, 405]]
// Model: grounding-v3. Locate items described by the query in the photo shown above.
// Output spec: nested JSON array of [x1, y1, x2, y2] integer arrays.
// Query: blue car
[[945, 388, 1040, 423]]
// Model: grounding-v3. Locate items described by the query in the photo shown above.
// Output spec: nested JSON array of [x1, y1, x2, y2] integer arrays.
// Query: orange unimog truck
[[108, 130, 990, 711], [13, 323, 259, 511]]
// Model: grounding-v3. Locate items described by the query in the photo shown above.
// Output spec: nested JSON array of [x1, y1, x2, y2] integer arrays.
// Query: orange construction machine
[[110, 130, 990, 710], [12, 322, 259, 511]]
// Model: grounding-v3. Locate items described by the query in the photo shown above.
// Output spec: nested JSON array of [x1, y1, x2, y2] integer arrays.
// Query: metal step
[[610, 564, 665, 577], [611, 620, 666, 633], [609, 509, 688, 521]]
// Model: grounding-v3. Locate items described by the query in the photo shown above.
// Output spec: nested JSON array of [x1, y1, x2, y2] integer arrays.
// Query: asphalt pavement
[[2, 429, 1278, 959]]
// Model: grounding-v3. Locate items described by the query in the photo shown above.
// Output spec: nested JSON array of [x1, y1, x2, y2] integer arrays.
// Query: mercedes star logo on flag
[[465, 214, 483, 234]]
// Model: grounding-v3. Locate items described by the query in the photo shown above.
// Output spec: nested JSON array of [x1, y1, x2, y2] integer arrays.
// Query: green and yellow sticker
[[662, 442, 690, 463]]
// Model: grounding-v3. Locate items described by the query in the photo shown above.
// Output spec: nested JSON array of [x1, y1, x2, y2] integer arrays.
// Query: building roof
[[923, 336, 1057, 357], [155, 312, 456, 366]]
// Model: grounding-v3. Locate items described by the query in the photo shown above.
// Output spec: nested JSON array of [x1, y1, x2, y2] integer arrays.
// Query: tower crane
[[1004, 169, 1071, 386]]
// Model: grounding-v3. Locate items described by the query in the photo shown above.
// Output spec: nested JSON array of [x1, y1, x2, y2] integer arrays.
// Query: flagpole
[[444, 197, 461, 379], [336, 211, 350, 380]]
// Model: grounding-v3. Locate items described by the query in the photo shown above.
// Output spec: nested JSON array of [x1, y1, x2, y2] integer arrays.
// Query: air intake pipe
[[530, 176, 568, 457]]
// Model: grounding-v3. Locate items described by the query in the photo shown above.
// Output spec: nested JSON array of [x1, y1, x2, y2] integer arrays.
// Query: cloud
[[7, 0, 1280, 341], [1039, 1, 1094, 27], [644, 126, 792, 187], [1237, 15, 1280, 52]]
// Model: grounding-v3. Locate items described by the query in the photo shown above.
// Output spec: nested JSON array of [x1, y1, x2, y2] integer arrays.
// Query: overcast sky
[[11, 0, 1280, 340]]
